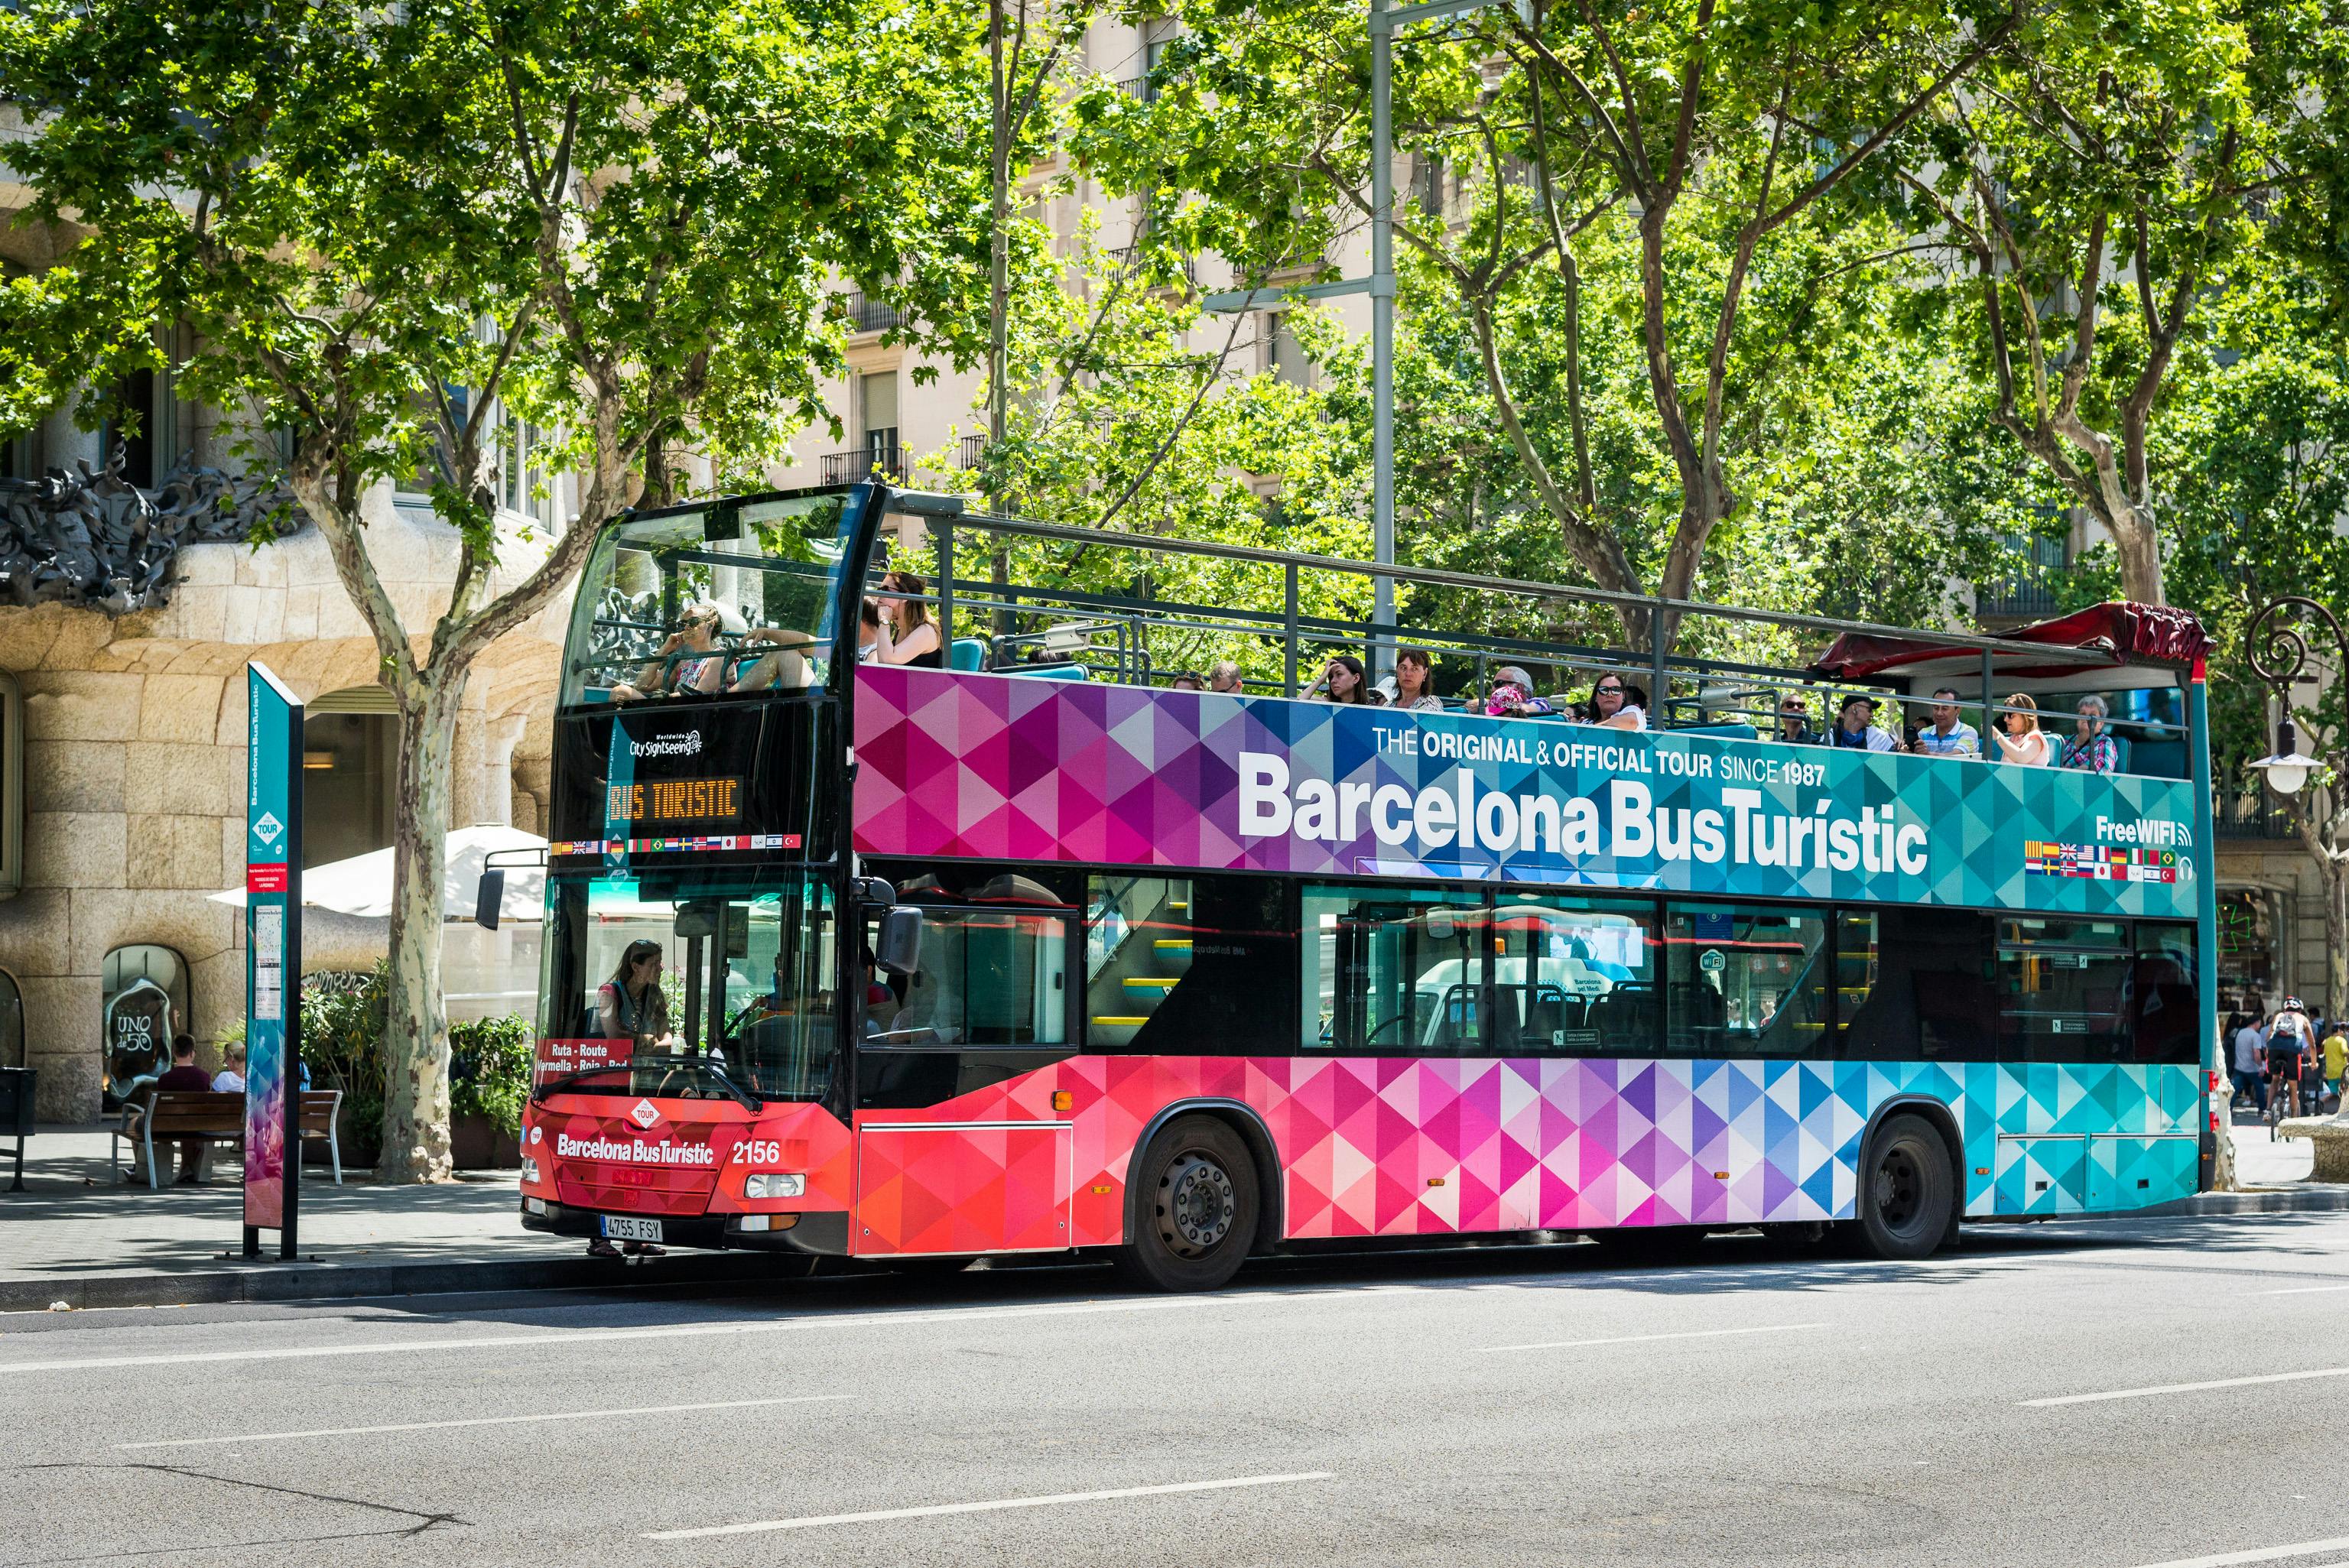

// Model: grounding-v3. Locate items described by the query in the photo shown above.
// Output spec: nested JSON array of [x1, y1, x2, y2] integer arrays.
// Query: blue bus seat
[[1018, 662, 1090, 681], [949, 638, 987, 673], [1675, 721, 1759, 742], [584, 686, 612, 703]]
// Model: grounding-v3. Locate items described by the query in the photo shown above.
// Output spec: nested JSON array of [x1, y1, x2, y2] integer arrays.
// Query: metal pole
[[934, 515, 954, 657], [1980, 647, 1996, 756], [1284, 563, 1301, 696], [1370, 0, 1396, 674]]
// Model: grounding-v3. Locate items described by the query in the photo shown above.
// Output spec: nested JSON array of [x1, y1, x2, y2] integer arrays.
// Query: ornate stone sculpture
[[0, 445, 302, 614]]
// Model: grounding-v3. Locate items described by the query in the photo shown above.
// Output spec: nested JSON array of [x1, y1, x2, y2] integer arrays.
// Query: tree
[[0, 0, 989, 1179], [1880, 1, 2289, 605]]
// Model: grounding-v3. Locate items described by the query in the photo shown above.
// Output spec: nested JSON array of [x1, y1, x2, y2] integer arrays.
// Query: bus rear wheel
[[1857, 1114, 1955, 1261], [1116, 1115, 1259, 1293]]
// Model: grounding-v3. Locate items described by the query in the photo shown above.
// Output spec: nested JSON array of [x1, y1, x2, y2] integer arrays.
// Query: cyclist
[[2267, 998, 2315, 1122]]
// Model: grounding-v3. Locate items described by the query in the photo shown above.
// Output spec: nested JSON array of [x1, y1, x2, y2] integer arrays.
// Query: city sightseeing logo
[[628, 732, 703, 760]]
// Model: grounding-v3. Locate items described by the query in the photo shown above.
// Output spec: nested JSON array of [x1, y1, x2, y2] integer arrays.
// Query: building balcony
[[841, 292, 898, 336], [2216, 793, 2302, 842], [820, 443, 905, 485], [957, 433, 988, 471], [1976, 531, 2068, 622]]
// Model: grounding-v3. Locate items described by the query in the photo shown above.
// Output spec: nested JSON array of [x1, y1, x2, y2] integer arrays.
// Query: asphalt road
[[5, 1214, 2348, 1568]]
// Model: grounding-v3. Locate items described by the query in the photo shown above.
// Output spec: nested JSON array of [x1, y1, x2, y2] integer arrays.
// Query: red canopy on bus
[[1808, 601, 2211, 682]]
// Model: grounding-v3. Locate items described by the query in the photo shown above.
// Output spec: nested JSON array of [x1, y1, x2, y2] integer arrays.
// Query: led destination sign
[[606, 778, 742, 824]]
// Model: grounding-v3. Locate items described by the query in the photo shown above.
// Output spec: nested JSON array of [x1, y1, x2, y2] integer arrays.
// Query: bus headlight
[[521, 1157, 541, 1184], [742, 1173, 805, 1200]]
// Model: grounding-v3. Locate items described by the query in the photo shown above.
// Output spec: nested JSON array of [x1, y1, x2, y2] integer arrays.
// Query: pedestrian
[[2323, 1018, 2347, 1109], [154, 1035, 213, 1185], [2232, 1012, 2267, 1115], [1990, 693, 2052, 766], [210, 1040, 246, 1094], [1830, 694, 1900, 752], [1912, 687, 1981, 758]]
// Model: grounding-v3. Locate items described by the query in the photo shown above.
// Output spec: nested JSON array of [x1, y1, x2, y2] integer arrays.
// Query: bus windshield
[[560, 489, 863, 709], [541, 871, 839, 1101]]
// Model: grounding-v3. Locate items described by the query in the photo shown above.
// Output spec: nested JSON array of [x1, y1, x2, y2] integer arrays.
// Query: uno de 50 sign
[[851, 665, 2202, 920]]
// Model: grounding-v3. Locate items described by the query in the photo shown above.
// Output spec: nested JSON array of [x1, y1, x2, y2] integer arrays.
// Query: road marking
[[2256, 1283, 2349, 1297], [1475, 1323, 1828, 1354], [0, 1294, 1287, 1378], [2024, 1366, 2349, 1407], [644, 1471, 1336, 1539], [114, 1393, 851, 1450], [2126, 1533, 2349, 1566]]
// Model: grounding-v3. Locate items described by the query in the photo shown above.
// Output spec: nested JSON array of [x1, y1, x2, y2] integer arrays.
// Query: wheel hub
[[1160, 1154, 1236, 1255], [1873, 1146, 1923, 1232]]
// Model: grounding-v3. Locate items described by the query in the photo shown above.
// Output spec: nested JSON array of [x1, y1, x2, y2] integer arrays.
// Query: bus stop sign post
[[242, 661, 303, 1261]]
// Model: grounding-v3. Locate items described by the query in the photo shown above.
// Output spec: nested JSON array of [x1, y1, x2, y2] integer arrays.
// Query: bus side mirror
[[475, 868, 505, 932], [875, 905, 924, 976]]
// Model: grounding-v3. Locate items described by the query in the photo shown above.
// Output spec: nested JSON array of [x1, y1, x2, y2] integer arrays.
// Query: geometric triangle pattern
[[853, 666, 2201, 919], [846, 1054, 2201, 1251]]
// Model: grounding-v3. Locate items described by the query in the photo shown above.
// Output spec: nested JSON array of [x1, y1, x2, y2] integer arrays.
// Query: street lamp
[[2245, 595, 2346, 800]]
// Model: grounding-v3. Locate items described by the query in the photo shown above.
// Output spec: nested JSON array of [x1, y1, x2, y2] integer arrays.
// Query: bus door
[[851, 898, 1076, 1255]]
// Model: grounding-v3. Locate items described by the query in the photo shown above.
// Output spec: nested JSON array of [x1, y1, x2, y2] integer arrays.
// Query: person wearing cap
[[1831, 694, 1900, 752], [1485, 666, 1553, 719]]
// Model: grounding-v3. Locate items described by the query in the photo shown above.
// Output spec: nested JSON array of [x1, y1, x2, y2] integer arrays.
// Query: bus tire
[[1116, 1115, 1259, 1293], [1857, 1113, 1955, 1261]]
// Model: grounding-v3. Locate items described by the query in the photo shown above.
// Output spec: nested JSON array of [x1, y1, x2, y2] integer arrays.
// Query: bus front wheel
[[1857, 1114, 1955, 1261], [1117, 1115, 1259, 1292]]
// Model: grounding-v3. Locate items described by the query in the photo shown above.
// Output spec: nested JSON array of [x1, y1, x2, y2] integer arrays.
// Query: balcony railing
[[841, 293, 898, 335], [1976, 531, 2069, 621], [2216, 792, 2302, 841], [820, 443, 905, 485], [958, 433, 988, 471]]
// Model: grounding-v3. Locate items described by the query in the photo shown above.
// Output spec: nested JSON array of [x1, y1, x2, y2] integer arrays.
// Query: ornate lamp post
[[2244, 596, 2349, 1156]]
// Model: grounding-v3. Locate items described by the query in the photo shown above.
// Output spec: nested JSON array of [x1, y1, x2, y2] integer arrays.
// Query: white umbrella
[[211, 823, 546, 921]]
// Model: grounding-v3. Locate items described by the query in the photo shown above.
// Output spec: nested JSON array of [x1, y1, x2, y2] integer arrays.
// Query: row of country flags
[[2023, 841, 2182, 883], [549, 833, 804, 856]]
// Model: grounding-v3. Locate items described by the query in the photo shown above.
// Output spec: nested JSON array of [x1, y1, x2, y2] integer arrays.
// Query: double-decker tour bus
[[518, 481, 2218, 1289]]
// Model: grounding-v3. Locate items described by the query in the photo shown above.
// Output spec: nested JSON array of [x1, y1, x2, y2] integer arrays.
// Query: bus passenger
[[1485, 666, 1552, 718], [1990, 693, 2052, 766], [1912, 687, 1980, 758], [729, 625, 817, 693], [857, 598, 882, 660], [596, 940, 675, 1048], [1390, 648, 1445, 711], [872, 570, 943, 668], [611, 602, 731, 702], [1831, 694, 1900, 752], [1311, 655, 1384, 706], [2059, 695, 2119, 773], [1208, 661, 1243, 694], [1775, 696, 1819, 745], [1581, 674, 1645, 731], [1170, 671, 1205, 692]]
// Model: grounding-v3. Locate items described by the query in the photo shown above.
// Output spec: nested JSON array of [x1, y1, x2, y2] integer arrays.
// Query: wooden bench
[[113, 1089, 345, 1190]]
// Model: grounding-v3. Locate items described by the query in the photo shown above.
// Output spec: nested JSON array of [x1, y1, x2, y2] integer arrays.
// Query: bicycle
[[2266, 1062, 2306, 1128]]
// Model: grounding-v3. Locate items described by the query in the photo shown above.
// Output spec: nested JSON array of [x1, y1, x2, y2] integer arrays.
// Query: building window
[[1265, 312, 1309, 387], [303, 688, 401, 867], [497, 408, 558, 526], [102, 365, 176, 489], [859, 371, 898, 476], [102, 944, 190, 1110]]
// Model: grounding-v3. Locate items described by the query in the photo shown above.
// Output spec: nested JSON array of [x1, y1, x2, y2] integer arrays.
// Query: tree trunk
[[377, 679, 461, 1183], [2107, 496, 2165, 606]]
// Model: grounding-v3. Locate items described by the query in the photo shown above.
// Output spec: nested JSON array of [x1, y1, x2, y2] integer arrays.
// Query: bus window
[[1999, 920, 2132, 1063], [539, 873, 838, 1101], [2130, 922, 2200, 1064], [1301, 887, 1487, 1053], [1837, 908, 1997, 1061], [1491, 895, 1659, 1055], [1086, 875, 1293, 1053], [869, 907, 1069, 1048], [1664, 904, 1827, 1057]]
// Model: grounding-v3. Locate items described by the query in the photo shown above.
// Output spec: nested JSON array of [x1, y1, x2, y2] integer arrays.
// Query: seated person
[[1207, 661, 1243, 694], [1911, 687, 1981, 758], [1830, 693, 1901, 752], [872, 571, 943, 667], [1169, 671, 1205, 692], [728, 622, 821, 693], [611, 602, 734, 702], [1484, 665, 1553, 718], [1388, 646, 1446, 711], [1309, 654, 1384, 706], [153, 1035, 214, 1186], [1776, 696, 1819, 745], [210, 1040, 246, 1092], [1579, 674, 1646, 730]]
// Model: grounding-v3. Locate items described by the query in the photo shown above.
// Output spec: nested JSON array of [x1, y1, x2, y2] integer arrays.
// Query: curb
[[2139, 1186, 2349, 1218], [1, 1251, 788, 1314]]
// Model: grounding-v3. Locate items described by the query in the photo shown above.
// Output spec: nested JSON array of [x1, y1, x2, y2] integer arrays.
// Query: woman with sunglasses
[[872, 570, 944, 669], [611, 602, 729, 702], [1582, 674, 1646, 731]]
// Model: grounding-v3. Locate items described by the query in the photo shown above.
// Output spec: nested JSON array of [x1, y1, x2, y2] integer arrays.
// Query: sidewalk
[[0, 1125, 771, 1312]]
